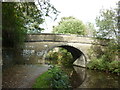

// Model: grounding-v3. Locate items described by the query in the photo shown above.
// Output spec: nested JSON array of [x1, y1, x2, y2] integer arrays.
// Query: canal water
[[2, 48, 120, 88], [62, 66, 119, 88]]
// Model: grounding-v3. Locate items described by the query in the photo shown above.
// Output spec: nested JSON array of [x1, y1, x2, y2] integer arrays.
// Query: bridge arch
[[43, 44, 87, 67], [24, 33, 107, 67]]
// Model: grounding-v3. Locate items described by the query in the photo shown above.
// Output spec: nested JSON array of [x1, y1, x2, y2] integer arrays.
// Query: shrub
[[108, 60, 120, 74], [33, 65, 71, 88], [87, 57, 109, 71], [87, 57, 120, 75], [48, 65, 71, 88], [87, 58, 99, 70]]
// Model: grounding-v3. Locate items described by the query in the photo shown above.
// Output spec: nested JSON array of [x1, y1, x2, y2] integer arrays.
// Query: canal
[[62, 66, 119, 88], [2, 48, 120, 88]]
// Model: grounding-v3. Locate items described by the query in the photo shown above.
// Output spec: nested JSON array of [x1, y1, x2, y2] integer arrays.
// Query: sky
[[41, 0, 119, 33]]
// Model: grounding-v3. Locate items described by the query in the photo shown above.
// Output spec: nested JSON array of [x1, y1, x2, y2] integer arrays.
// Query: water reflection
[[61, 66, 86, 88], [62, 66, 119, 88], [79, 69, 120, 88]]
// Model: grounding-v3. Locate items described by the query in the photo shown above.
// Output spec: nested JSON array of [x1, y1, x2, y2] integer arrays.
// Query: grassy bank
[[32, 65, 71, 88], [32, 71, 51, 88]]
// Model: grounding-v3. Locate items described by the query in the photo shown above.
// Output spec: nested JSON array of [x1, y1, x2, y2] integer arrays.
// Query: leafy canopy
[[95, 8, 119, 56], [52, 16, 86, 35], [95, 8, 118, 39], [92, 5, 120, 64], [2, 1, 59, 47]]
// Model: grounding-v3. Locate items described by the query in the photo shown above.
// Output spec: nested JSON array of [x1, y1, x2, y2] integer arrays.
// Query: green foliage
[[58, 48, 73, 66], [48, 65, 71, 88], [33, 65, 71, 88], [52, 16, 86, 35], [87, 58, 120, 75], [45, 48, 73, 66], [87, 6, 120, 75], [87, 57, 109, 71], [108, 60, 120, 73], [46, 51, 59, 64], [32, 71, 51, 88], [95, 5, 120, 59], [87, 40, 119, 75], [2, 2, 26, 47], [21, 2, 44, 33], [37, 0, 60, 21], [2, 0, 58, 47], [89, 39, 119, 62], [117, 1, 120, 35], [95, 8, 118, 40], [3, 2, 43, 47], [2, 1, 59, 48], [104, 40, 119, 61]]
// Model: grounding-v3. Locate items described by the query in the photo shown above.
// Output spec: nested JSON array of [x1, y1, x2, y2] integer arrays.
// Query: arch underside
[[58, 45, 83, 63], [45, 45, 87, 67]]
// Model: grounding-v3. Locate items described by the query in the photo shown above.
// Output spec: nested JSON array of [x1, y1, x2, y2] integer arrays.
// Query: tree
[[93, 7, 120, 61], [2, 2, 26, 47], [95, 8, 118, 39], [85, 22, 96, 37], [117, 2, 120, 44], [87, 4, 120, 73], [2, 1, 59, 47], [52, 16, 86, 35]]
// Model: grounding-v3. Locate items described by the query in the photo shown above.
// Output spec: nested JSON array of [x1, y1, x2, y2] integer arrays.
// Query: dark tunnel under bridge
[[44, 45, 87, 67]]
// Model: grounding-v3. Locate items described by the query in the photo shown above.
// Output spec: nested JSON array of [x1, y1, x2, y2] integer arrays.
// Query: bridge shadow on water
[[61, 66, 86, 88]]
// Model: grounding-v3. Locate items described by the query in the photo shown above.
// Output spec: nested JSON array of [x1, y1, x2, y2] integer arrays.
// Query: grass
[[32, 71, 51, 88]]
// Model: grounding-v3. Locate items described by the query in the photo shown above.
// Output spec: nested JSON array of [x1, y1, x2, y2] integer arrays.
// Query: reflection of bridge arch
[[43, 44, 87, 67]]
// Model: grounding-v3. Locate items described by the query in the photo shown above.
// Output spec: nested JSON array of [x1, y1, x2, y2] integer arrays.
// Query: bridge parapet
[[25, 33, 109, 46], [26, 33, 94, 42]]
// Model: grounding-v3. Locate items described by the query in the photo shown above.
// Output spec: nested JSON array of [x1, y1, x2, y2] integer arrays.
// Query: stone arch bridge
[[24, 33, 106, 67]]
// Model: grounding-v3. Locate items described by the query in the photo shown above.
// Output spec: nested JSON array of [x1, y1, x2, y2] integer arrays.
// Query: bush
[[87, 58, 120, 75], [108, 60, 120, 74], [33, 65, 71, 88], [87, 58, 106, 70], [87, 58, 99, 70], [48, 65, 71, 88]]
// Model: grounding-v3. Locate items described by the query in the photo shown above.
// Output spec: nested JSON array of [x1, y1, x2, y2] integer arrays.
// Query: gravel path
[[2, 64, 49, 88]]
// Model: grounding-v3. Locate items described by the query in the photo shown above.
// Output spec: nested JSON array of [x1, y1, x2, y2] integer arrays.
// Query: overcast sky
[[41, 0, 119, 33]]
